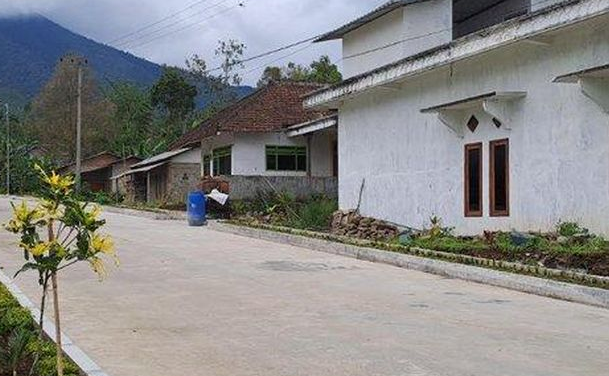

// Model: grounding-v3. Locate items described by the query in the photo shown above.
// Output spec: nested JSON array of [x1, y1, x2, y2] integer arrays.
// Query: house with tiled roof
[[59, 152, 141, 193], [306, 0, 609, 235], [126, 81, 338, 203]]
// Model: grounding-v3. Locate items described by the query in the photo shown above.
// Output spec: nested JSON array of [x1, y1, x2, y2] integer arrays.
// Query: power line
[[108, 0, 214, 44], [116, 0, 235, 48], [122, 1, 244, 50], [203, 0, 557, 76], [205, 34, 320, 74]]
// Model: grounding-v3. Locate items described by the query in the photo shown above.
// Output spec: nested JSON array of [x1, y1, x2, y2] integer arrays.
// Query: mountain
[[0, 16, 253, 108], [0, 15, 162, 106]]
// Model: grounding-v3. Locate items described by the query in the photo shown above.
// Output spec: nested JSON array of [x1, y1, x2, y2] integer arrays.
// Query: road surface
[[0, 197, 607, 376]]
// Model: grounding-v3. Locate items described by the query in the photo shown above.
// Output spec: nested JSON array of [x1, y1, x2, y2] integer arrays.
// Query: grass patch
[[0, 283, 80, 376]]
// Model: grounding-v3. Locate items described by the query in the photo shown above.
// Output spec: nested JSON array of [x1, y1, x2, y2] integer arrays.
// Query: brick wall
[[166, 163, 201, 203], [226, 175, 338, 200]]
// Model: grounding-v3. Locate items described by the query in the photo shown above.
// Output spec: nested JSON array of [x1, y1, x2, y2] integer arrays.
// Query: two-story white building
[[306, 0, 609, 235]]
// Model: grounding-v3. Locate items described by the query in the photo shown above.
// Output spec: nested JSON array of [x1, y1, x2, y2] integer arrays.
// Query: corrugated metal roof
[[111, 162, 167, 180], [315, 0, 431, 42], [131, 148, 192, 168]]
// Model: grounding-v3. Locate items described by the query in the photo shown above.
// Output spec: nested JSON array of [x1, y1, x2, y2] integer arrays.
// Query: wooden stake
[[48, 221, 64, 376]]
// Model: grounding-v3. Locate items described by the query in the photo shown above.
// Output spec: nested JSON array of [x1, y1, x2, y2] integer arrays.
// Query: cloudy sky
[[0, 0, 382, 85]]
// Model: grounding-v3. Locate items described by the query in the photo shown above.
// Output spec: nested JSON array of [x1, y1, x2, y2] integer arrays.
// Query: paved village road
[[0, 198, 607, 376]]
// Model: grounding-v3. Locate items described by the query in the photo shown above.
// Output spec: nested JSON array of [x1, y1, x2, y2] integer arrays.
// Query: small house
[[114, 148, 201, 204], [171, 81, 338, 200], [59, 152, 141, 193]]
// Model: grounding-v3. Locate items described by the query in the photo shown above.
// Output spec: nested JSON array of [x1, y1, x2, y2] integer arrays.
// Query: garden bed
[[0, 282, 80, 376], [226, 218, 609, 290]]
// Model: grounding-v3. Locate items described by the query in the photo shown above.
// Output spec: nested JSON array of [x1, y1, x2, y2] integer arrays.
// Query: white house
[[306, 0, 609, 235], [171, 81, 338, 199]]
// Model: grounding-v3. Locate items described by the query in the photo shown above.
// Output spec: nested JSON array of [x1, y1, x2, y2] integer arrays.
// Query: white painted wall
[[531, 0, 565, 12], [171, 148, 201, 164], [342, 0, 452, 78], [337, 19, 609, 235], [200, 132, 334, 178]]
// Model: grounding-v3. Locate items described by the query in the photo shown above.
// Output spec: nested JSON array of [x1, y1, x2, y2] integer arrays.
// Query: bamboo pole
[[48, 221, 64, 376]]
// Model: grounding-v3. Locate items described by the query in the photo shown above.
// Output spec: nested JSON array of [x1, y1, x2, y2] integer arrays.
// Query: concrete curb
[[103, 205, 186, 221], [210, 222, 609, 309], [0, 271, 111, 376]]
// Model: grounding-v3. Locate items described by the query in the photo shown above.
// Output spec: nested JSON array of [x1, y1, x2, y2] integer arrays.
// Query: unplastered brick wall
[[166, 163, 201, 203]]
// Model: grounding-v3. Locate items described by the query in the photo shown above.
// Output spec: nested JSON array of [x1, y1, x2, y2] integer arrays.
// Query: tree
[[5, 166, 118, 376], [150, 66, 197, 127], [308, 55, 342, 85], [26, 54, 115, 163], [105, 82, 157, 157], [257, 55, 343, 87], [186, 39, 246, 109]]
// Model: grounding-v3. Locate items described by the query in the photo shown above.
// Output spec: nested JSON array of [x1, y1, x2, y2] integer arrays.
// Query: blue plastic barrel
[[187, 191, 207, 226]]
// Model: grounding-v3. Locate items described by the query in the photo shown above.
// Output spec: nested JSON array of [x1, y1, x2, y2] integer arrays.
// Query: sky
[[0, 0, 382, 85]]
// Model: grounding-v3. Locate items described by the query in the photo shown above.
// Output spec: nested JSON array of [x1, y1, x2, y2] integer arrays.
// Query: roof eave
[[305, 0, 609, 109], [314, 0, 429, 42]]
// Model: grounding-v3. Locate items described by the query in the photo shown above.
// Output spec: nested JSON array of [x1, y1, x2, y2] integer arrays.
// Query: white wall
[[337, 19, 609, 235], [171, 148, 201, 164], [200, 132, 334, 178], [342, 0, 452, 78], [531, 0, 565, 12]]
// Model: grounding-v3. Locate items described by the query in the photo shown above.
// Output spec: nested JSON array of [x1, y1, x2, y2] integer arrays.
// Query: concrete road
[[0, 198, 607, 376]]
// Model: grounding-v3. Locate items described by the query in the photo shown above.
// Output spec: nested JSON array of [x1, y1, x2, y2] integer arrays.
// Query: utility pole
[[69, 56, 87, 194], [75, 61, 83, 193], [4, 103, 9, 196]]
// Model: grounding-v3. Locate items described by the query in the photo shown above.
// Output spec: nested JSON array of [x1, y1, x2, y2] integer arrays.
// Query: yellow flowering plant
[[4, 165, 118, 376]]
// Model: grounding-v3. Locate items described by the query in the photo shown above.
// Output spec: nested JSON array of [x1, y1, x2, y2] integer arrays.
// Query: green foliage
[[232, 192, 337, 232], [105, 82, 158, 158], [289, 197, 338, 231], [257, 55, 343, 87], [28, 340, 80, 376], [150, 66, 197, 124], [0, 306, 34, 336], [557, 221, 588, 237], [186, 39, 246, 109], [0, 327, 33, 375], [308, 56, 343, 85]]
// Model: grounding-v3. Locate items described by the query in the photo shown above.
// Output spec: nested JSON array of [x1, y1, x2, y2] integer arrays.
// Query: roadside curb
[[0, 271, 111, 376], [102, 206, 186, 221], [210, 222, 609, 309]]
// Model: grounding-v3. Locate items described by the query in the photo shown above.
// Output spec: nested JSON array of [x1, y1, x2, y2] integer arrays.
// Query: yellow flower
[[36, 164, 74, 194], [91, 234, 119, 266], [20, 241, 51, 257], [4, 201, 46, 232], [89, 257, 107, 280], [38, 199, 63, 220], [88, 204, 102, 221]]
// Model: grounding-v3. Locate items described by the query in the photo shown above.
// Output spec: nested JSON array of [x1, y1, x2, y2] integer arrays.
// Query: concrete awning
[[420, 92, 526, 137], [553, 64, 609, 83], [554, 64, 609, 113], [111, 162, 167, 180], [286, 115, 338, 137]]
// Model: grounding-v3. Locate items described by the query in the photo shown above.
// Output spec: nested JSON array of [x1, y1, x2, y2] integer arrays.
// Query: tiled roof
[[171, 81, 327, 150], [59, 152, 121, 174]]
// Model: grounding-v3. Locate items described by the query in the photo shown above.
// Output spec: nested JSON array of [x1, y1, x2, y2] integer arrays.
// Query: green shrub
[[0, 306, 35, 336], [290, 198, 338, 231], [29, 340, 80, 376], [557, 221, 588, 237]]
